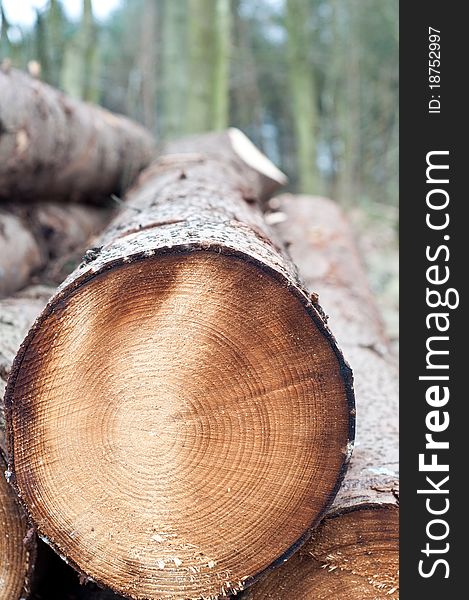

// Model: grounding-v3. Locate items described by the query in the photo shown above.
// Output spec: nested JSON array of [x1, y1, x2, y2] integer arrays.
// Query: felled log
[[0, 204, 113, 297], [0, 451, 34, 600], [0, 285, 52, 453], [0, 286, 121, 600], [5, 131, 355, 600], [0, 209, 43, 298], [0, 289, 47, 600], [242, 195, 398, 599], [0, 66, 156, 202]]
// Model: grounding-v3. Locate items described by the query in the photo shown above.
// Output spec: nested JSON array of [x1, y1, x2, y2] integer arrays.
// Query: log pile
[[1, 71, 397, 600], [241, 195, 398, 599], [0, 204, 112, 297], [1, 69, 156, 600], [4, 129, 354, 600], [0, 66, 156, 203]]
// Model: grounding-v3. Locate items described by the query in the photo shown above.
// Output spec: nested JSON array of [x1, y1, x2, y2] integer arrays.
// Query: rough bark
[[0, 209, 43, 299], [242, 195, 398, 599], [163, 127, 287, 203], [5, 130, 354, 600], [0, 203, 113, 297], [0, 66, 156, 202]]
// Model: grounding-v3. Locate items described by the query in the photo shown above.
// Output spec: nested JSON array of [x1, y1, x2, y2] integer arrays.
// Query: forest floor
[[348, 203, 399, 354]]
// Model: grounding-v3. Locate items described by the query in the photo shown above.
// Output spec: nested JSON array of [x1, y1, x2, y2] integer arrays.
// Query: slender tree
[[61, 0, 99, 102], [46, 0, 66, 87], [160, 0, 188, 139], [138, 0, 157, 131], [213, 0, 231, 128], [34, 7, 49, 77], [230, 0, 263, 140], [286, 0, 319, 194], [186, 0, 214, 133], [335, 0, 360, 204], [186, 0, 231, 133]]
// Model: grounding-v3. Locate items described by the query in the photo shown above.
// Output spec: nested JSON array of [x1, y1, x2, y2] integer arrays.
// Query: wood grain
[[241, 195, 398, 599], [5, 134, 354, 600], [0, 451, 34, 600]]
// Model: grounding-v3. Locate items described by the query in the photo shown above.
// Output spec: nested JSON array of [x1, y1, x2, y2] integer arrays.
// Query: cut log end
[[7, 250, 351, 600], [0, 454, 32, 600], [242, 506, 399, 599]]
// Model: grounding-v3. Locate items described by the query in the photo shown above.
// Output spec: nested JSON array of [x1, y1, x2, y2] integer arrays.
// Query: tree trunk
[[61, 0, 100, 103], [160, 0, 188, 140], [213, 0, 231, 130], [186, 0, 231, 133], [186, 0, 215, 133], [242, 194, 398, 599], [138, 0, 158, 132], [5, 130, 354, 600], [46, 0, 67, 89], [286, 0, 320, 194], [0, 203, 113, 297], [334, 0, 361, 205], [231, 0, 263, 141], [34, 8, 49, 82], [0, 66, 156, 202]]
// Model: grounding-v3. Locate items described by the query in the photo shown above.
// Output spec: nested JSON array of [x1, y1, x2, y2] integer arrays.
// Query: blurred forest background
[[0, 0, 398, 344]]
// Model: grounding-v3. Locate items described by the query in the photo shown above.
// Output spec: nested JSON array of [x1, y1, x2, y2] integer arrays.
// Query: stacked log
[[4, 131, 355, 600], [0, 66, 158, 298], [0, 286, 53, 453], [0, 66, 156, 203], [241, 195, 398, 599], [0, 287, 51, 600], [0, 69, 159, 598], [1, 66, 396, 598], [0, 204, 112, 297]]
